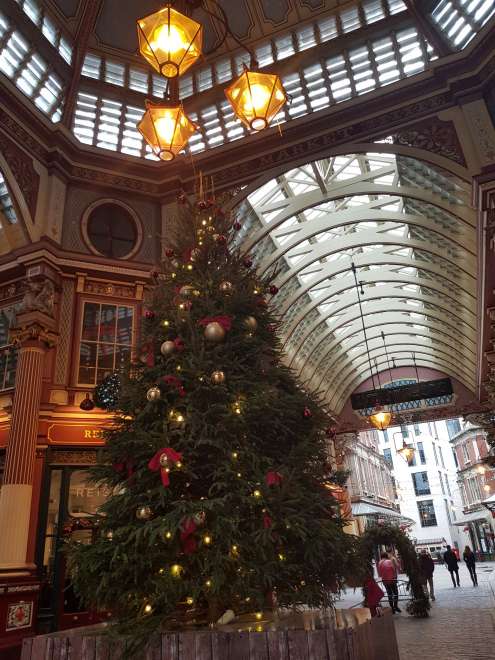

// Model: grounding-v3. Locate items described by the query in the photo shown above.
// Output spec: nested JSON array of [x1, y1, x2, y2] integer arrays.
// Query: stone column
[[0, 311, 57, 570]]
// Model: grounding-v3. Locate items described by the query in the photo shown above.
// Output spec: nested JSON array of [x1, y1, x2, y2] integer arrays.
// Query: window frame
[[81, 199, 143, 261], [412, 470, 431, 496], [417, 499, 437, 527], [74, 298, 137, 388]]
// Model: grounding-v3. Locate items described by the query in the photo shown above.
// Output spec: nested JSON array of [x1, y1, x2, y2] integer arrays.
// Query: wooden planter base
[[21, 611, 400, 660]]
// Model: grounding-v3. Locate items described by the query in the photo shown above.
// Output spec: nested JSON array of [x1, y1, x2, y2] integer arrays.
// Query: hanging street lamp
[[137, 5, 202, 78], [369, 406, 392, 431], [225, 67, 287, 131], [397, 443, 416, 463], [137, 101, 197, 161]]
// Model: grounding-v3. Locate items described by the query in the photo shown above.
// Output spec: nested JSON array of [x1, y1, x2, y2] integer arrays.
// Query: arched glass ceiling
[[240, 152, 476, 414]]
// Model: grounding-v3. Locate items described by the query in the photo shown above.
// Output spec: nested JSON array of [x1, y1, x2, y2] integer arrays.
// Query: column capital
[[10, 311, 58, 349]]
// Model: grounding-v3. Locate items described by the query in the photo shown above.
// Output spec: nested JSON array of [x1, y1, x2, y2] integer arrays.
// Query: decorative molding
[[54, 279, 75, 385], [0, 131, 40, 218], [391, 117, 466, 166], [76, 273, 143, 299], [0, 282, 22, 302], [48, 449, 98, 465], [10, 311, 58, 348], [70, 166, 159, 194]]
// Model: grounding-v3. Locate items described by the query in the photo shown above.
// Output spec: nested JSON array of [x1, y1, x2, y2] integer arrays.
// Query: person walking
[[443, 545, 460, 587], [463, 545, 478, 586], [418, 549, 435, 600], [377, 551, 401, 613]]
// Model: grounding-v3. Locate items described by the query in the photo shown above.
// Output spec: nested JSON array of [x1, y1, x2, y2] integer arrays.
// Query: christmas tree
[[69, 191, 354, 643]]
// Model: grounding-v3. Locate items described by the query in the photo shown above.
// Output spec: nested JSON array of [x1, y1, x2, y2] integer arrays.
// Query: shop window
[[0, 306, 19, 390], [78, 302, 133, 385], [68, 470, 111, 516], [412, 471, 430, 496], [417, 499, 437, 527], [85, 203, 139, 259]]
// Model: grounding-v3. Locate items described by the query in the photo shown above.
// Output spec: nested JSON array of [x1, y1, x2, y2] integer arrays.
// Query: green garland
[[358, 523, 430, 618]]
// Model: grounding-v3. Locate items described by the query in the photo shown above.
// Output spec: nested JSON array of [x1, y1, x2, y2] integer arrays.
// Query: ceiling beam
[[61, 0, 103, 129], [402, 0, 453, 58]]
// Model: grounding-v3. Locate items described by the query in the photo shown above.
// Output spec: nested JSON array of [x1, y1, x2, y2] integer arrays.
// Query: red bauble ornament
[[197, 200, 208, 210], [144, 309, 155, 320], [243, 258, 253, 268], [263, 513, 273, 529], [303, 407, 312, 418], [233, 221, 242, 231], [266, 471, 283, 487], [207, 197, 216, 207], [216, 234, 227, 245], [269, 285, 279, 295], [165, 248, 174, 258]]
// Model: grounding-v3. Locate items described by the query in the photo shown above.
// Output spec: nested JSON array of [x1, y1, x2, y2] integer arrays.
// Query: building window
[[82, 202, 141, 260], [78, 302, 134, 385], [417, 441, 426, 464], [400, 424, 409, 438], [418, 500, 437, 527], [438, 445, 445, 469], [433, 443, 439, 465], [446, 418, 461, 439], [438, 471, 445, 494], [462, 443, 470, 464], [412, 471, 431, 496], [382, 447, 393, 467], [445, 476, 452, 497], [382, 428, 389, 443], [452, 448, 458, 468], [413, 423, 420, 435], [0, 306, 18, 390], [444, 499, 452, 525]]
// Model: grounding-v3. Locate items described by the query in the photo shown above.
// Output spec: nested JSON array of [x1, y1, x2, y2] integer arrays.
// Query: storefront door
[[36, 466, 111, 632]]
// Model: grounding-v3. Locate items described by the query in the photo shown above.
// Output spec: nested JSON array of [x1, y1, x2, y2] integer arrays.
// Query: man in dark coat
[[418, 549, 435, 600], [443, 545, 460, 587]]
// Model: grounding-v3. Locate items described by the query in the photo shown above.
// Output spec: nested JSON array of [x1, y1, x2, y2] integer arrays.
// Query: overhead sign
[[351, 378, 453, 411], [47, 422, 109, 445]]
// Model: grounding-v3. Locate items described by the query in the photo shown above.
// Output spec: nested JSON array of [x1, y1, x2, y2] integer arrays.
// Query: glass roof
[[240, 152, 476, 414]]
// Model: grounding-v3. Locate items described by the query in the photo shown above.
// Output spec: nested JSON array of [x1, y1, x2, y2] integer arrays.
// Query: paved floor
[[337, 562, 495, 660]]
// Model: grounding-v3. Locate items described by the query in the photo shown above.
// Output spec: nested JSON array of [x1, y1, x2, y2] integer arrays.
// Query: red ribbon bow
[[266, 471, 283, 487], [198, 315, 232, 331], [141, 341, 155, 367], [162, 375, 186, 397], [174, 337, 185, 352], [180, 517, 197, 555], [263, 513, 273, 529], [148, 447, 182, 487], [113, 459, 135, 480]]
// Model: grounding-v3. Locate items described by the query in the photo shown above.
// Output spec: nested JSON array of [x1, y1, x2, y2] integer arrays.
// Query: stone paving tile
[[394, 563, 495, 660], [336, 562, 495, 659]]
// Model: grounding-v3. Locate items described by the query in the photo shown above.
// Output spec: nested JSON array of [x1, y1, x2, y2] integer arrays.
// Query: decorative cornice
[[10, 311, 58, 348], [0, 22, 494, 198]]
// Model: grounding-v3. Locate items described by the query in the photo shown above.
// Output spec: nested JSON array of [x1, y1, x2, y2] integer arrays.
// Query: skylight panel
[[82, 54, 102, 80]]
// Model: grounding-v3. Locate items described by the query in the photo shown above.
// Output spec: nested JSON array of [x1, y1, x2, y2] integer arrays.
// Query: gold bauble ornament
[[204, 321, 226, 342], [146, 386, 161, 401], [211, 370, 226, 385], [219, 281, 234, 295], [179, 285, 195, 297], [243, 316, 258, 331], [160, 340, 175, 356], [136, 505, 152, 520], [159, 453, 169, 468]]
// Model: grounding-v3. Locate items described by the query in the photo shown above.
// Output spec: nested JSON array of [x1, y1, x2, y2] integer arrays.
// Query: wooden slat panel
[[307, 630, 328, 660], [325, 628, 337, 659], [332, 629, 347, 660], [95, 637, 111, 660], [345, 628, 356, 660], [107, 639, 125, 660], [81, 636, 97, 660], [145, 636, 162, 660], [162, 633, 178, 660], [21, 637, 34, 660], [211, 632, 230, 660], [229, 633, 250, 660], [248, 632, 268, 660], [31, 636, 49, 660], [267, 631, 289, 660], [194, 631, 212, 660], [287, 631, 309, 660], [68, 635, 84, 659], [179, 632, 196, 660]]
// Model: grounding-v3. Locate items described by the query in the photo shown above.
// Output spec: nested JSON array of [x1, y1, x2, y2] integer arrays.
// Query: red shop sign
[[47, 422, 109, 445]]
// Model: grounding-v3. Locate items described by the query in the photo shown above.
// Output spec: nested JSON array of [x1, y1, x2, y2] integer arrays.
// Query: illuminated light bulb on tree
[[205, 579, 212, 588], [137, 101, 197, 162], [225, 68, 287, 131], [252, 489, 261, 499], [170, 564, 182, 577], [369, 406, 392, 430], [137, 6, 202, 78], [255, 612, 263, 621], [144, 604, 153, 614], [186, 597, 194, 605]]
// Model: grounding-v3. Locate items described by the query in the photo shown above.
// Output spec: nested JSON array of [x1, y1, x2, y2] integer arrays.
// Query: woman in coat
[[463, 546, 478, 586]]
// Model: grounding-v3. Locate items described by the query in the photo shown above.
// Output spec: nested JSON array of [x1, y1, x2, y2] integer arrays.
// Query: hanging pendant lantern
[[397, 443, 416, 464], [137, 5, 202, 78], [137, 101, 197, 161], [369, 406, 392, 431], [225, 68, 287, 131]]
